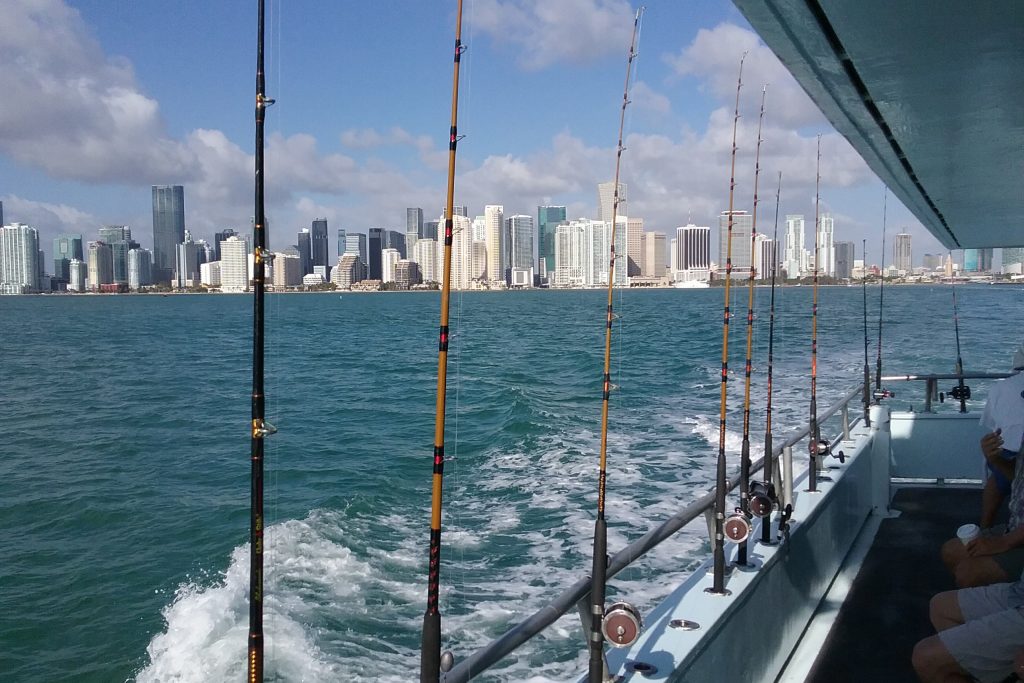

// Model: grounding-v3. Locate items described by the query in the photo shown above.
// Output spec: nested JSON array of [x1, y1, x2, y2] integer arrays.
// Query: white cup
[[957, 523, 981, 545]]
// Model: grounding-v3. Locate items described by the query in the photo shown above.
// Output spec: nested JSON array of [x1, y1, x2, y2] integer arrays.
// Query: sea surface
[[0, 284, 1020, 682]]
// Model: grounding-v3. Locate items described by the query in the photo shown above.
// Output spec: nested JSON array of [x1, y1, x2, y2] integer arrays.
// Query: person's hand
[[966, 535, 1009, 557], [981, 429, 1005, 463]]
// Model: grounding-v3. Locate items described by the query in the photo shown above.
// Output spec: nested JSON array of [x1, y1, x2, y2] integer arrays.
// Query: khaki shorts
[[940, 583, 1024, 683]]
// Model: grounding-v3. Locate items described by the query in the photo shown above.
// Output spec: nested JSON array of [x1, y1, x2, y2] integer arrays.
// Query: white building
[[753, 235, 778, 279], [127, 248, 153, 290], [87, 241, 114, 291], [484, 205, 504, 284], [413, 238, 438, 283], [597, 181, 626, 223], [784, 215, 805, 278], [674, 224, 711, 283], [273, 253, 302, 288], [68, 258, 87, 292], [200, 260, 222, 287], [381, 247, 401, 283], [641, 231, 666, 277], [220, 236, 249, 292], [0, 223, 41, 294], [554, 221, 587, 288], [471, 215, 486, 243], [433, 215, 474, 290], [819, 214, 835, 276], [556, 218, 628, 288], [718, 211, 754, 279]]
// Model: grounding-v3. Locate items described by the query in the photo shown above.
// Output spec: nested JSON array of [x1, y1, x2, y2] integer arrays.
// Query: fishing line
[[709, 51, 746, 596], [421, 2, 466, 679]]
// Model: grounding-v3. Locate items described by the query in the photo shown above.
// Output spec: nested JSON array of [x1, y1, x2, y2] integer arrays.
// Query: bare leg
[[929, 590, 965, 631], [941, 537, 968, 573], [981, 475, 1005, 529], [912, 635, 973, 682], [954, 557, 1009, 588]]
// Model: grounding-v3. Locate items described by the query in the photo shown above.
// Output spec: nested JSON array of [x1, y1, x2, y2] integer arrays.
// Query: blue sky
[[0, 0, 946, 265]]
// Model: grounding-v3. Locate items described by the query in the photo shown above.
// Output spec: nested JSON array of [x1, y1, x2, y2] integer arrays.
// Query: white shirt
[[980, 372, 1024, 454]]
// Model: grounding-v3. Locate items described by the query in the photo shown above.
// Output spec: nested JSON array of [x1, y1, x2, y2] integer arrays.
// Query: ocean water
[[0, 284, 1019, 682]]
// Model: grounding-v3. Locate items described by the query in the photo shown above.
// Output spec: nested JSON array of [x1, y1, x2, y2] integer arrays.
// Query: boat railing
[[444, 384, 866, 681], [880, 371, 1015, 412]]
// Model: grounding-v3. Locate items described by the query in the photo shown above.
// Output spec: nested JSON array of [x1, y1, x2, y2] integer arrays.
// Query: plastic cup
[[957, 523, 981, 545]]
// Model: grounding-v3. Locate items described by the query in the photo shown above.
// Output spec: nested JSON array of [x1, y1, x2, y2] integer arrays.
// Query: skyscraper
[[894, 232, 912, 273], [152, 185, 185, 283], [626, 217, 644, 276], [784, 215, 805, 278], [675, 224, 711, 282], [175, 230, 200, 288], [384, 230, 406, 259], [214, 229, 238, 261], [1003, 248, 1024, 273], [537, 205, 567, 280], [0, 223, 41, 294], [345, 233, 368, 264], [311, 218, 329, 270], [598, 182, 626, 223], [505, 214, 534, 286], [718, 211, 754, 279], [127, 248, 153, 290], [423, 220, 440, 241], [641, 231, 666, 277], [220, 236, 249, 292], [336, 228, 347, 257], [368, 228, 384, 280], [53, 234, 84, 283], [99, 225, 138, 285], [963, 249, 979, 272], [484, 205, 504, 283], [87, 241, 114, 291], [296, 228, 312, 274], [819, 214, 835, 276], [834, 241, 855, 279], [406, 208, 423, 253]]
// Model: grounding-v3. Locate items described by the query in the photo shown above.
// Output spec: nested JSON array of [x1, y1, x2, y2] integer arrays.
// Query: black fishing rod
[[421, 2, 464, 680], [759, 172, 782, 546], [710, 52, 746, 595], [588, 9, 642, 681], [861, 239, 871, 428], [949, 259, 970, 413], [808, 135, 822, 493], [249, 0, 276, 679], [875, 189, 887, 398], [733, 85, 766, 566]]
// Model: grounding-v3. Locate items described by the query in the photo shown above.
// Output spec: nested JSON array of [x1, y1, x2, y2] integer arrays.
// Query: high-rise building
[[273, 252, 302, 288], [127, 248, 153, 290], [505, 215, 534, 285], [345, 233, 368, 264], [553, 221, 587, 288], [963, 249, 979, 272], [818, 214, 835, 277], [424, 220, 440, 241], [87, 241, 114, 291], [834, 241, 855, 280], [0, 223, 41, 294], [53, 234, 84, 283], [368, 228, 384, 280], [598, 182, 626, 223], [99, 225, 138, 285], [406, 208, 423, 254], [718, 211, 754, 279], [444, 215, 473, 290], [152, 185, 185, 283], [336, 228, 347, 257], [452, 205, 468, 218], [979, 248, 994, 272], [1003, 248, 1024, 273], [894, 232, 912, 273], [311, 218, 329, 270], [484, 205, 504, 283], [296, 228, 312, 275], [199, 261, 221, 288], [214, 229, 238, 261], [68, 258, 87, 292], [784, 215, 805, 278], [922, 253, 942, 270], [413, 238, 438, 283], [626, 217, 644, 276], [753, 234, 779, 279], [675, 224, 711, 282], [331, 254, 366, 288], [641, 231, 666, 277], [381, 248, 401, 283], [591, 219, 628, 287], [394, 260, 422, 290], [220, 236, 249, 292], [174, 231, 200, 288], [537, 205, 567, 280], [384, 230, 406, 259]]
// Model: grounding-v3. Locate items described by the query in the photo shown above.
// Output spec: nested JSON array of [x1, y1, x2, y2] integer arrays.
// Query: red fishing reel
[[602, 601, 643, 648]]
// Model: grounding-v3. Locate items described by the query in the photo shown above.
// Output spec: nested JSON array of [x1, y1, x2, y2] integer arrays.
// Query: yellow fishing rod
[[421, 2, 464, 681]]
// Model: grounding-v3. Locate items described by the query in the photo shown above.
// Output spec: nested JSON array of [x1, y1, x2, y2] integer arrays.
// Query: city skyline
[[0, 1, 955, 273]]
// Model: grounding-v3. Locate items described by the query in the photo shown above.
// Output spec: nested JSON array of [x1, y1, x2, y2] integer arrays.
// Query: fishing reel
[[749, 481, 776, 518], [811, 438, 832, 458], [602, 601, 643, 648], [724, 507, 752, 544], [873, 388, 895, 401], [942, 384, 971, 402]]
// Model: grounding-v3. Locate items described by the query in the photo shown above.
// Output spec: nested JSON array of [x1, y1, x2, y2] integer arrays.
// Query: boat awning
[[732, 0, 1024, 249]]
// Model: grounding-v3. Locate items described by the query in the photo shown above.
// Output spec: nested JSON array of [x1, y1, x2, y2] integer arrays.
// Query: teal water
[[0, 285, 1020, 682]]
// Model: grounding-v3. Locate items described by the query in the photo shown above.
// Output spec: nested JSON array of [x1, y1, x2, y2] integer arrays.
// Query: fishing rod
[[875, 189, 887, 398], [948, 258, 971, 413], [808, 135, 822, 493], [861, 239, 871, 428], [759, 172, 783, 547], [730, 85, 766, 565], [588, 9, 643, 681], [421, 1, 465, 680], [710, 51, 745, 595], [249, 0, 276, 679]]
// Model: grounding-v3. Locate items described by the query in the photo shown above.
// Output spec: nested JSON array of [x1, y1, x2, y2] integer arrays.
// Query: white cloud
[[471, 0, 635, 70], [630, 81, 671, 115], [2, 194, 100, 249]]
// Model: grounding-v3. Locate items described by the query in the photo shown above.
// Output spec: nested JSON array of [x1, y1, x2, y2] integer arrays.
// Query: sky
[[0, 0, 950, 267]]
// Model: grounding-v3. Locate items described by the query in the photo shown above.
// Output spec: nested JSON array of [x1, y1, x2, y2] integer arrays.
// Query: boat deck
[[808, 486, 982, 682]]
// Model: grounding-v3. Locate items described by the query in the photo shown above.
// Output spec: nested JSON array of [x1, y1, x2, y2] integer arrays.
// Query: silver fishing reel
[[749, 481, 775, 518], [724, 508, 752, 544], [602, 601, 643, 648]]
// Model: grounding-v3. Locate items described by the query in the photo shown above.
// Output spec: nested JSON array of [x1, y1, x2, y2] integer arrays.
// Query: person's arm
[[982, 429, 1009, 480]]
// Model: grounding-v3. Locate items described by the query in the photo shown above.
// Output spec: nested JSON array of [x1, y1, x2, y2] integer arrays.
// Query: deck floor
[[807, 487, 983, 682]]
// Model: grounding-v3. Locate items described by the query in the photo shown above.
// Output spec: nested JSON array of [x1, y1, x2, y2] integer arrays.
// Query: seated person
[[942, 346, 1024, 587], [912, 580, 1024, 682]]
